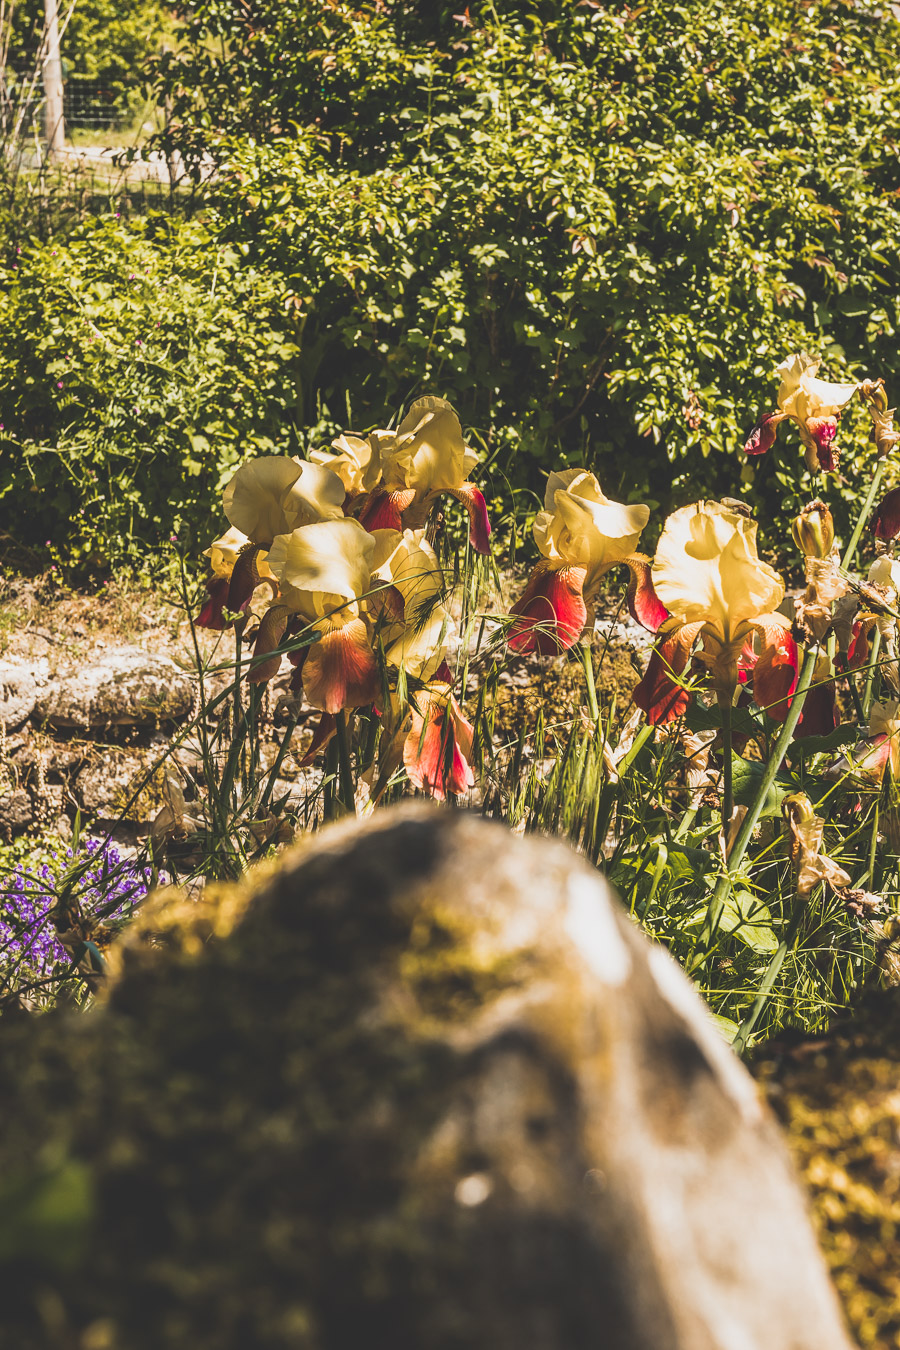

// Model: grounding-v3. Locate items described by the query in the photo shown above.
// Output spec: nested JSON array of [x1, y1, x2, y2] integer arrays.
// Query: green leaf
[[731, 756, 794, 817], [719, 890, 780, 955]]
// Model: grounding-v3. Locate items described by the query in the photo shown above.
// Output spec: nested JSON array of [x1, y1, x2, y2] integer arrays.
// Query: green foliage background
[[4, 0, 900, 567]]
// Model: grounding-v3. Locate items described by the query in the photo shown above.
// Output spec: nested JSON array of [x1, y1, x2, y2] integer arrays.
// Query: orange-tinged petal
[[404, 693, 475, 800], [448, 483, 491, 554], [302, 617, 379, 712], [508, 562, 588, 655], [298, 712, 337, 765], [633, 620, 705, 725], [358, 487, 417, 533], [620, 553, 667, 632], [748, 619, 798, 721]]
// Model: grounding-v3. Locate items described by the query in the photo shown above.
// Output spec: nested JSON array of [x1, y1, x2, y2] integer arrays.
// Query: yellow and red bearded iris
[[634, 501, 797, 725], [508, 469, 663, 655]]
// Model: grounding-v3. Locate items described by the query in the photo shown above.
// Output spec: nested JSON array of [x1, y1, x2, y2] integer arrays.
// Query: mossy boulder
[[0, 806, 850, 1349]]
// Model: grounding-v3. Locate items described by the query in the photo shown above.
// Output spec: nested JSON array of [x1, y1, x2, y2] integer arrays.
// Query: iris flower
[[358, 397, 491, 554], [508, 469, 664, 655], [744, 352, 859, 473], [633, 501, 796, 724], [252, 518, 381, 713]]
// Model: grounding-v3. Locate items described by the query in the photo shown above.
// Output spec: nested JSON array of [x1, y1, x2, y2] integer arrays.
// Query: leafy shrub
[[153, 0, 900, 547], [0, 213, 305, 572]]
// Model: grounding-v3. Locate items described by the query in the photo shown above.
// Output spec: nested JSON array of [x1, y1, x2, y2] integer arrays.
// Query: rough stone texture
[[0, 788, 34, 838], [73, 749, 160, 818], [754, 998, 900, 1348], [32, 645, 194, 731], [0, 807, 851, 1350], [0, 657, 51, 730]]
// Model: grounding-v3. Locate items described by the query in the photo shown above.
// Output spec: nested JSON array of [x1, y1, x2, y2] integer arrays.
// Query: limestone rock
[[73, 749, 159, 819], [0, 657, 51, 730], [32, 645, 194, 731], [0, 807, 851, 1350], [0, 788, 33, 837]]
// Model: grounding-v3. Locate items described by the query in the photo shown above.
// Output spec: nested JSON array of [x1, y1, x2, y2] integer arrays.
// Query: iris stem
[[579, 636, 600, 724], [841, 456, 887, 571], [335, 709, 355, 814], [694, 644, 819, 977], [720, 693, 734, 841]]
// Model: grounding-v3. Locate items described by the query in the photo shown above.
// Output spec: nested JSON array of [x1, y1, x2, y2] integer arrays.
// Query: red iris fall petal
[[632, 621, 704, 725], [621, 554, 667, 633], [508, 563, 588, 655], [404, 697, 475, 801], [302, 618, 380, 713], [449, 483, 492, 555], [743, 411, 783, 456], [750, 625, 798, 722], [197, 576, 230, 631], [872, 486, 900, 541], [358, 488, 417, 533]]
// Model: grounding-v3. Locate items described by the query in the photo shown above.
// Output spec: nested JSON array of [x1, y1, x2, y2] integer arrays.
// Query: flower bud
[[861, 378, 889, 413], [872, 485, 900, 542], [791, 499, 834, 558]]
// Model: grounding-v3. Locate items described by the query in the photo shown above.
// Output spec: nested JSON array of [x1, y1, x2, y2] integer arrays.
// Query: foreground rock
[[0, 807, 851, 1350], [32, 645, 194, 731]]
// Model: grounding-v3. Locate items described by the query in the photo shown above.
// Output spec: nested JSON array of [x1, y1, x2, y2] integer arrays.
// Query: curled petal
[[358, 487, 417, 533], [449, 483, 492, 554], [247, 605, 290, 685], [872, 485, 900, 542], [805, 417, 839, 473], [620, 553, 667, 632], [508, 562, 588, 655], [743, 411, 784, 456], [404, 695, 475, 801], [228, 543, 272, 613], [749, 620, 798, 721], [204, 525, 250, 579], [848, 619, 873, 670], [632, 621, 705, 725], [302, 617, 379, 713], [197, 576, 230, 631], [298, 712, 337, 766]]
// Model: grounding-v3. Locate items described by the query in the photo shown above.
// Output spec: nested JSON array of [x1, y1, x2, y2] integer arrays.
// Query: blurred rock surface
[[0, 807, 850, 1350]]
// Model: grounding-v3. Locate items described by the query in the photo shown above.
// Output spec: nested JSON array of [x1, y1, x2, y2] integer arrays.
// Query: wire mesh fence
[[3, 69, 137, 135]]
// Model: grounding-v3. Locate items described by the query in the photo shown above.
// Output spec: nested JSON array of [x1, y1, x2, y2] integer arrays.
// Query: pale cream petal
[[267, 519, 375, 624], [282, 460, 346, 529], [385, 395, 467, 491], [652, 501, 784, 641], [310, 433, 381, 495], [204, 525, 250, 577], [776, 352, 818, 419], [223, 457, 303, 545], [386, 604, 455, 679], [535, 468, 649, 569], [868, 555, 900, 596]]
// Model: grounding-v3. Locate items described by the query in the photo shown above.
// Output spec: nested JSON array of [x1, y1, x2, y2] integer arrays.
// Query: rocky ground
[[0, 570, 654, 850]]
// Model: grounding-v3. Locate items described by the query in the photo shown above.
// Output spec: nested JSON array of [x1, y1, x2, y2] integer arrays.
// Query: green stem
[[580, 636, 600, 724], [841, 457, 887, 571], [720, 694, 734, 838], [863, 628, 882, 719], [335, 709, 355, 813], [696, 645, 818, 966]]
